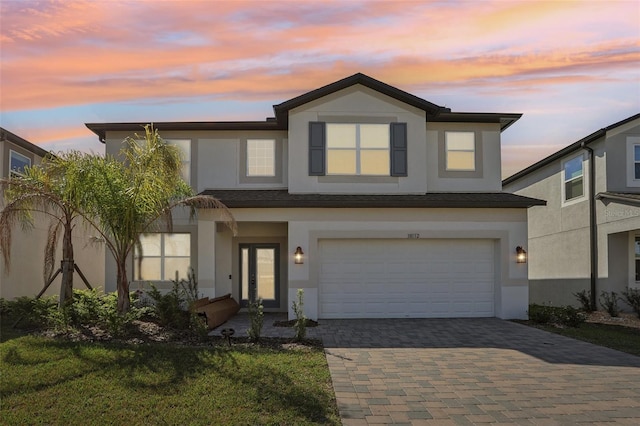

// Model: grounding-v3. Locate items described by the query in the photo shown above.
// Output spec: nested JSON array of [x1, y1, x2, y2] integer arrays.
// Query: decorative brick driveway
[[310, 318, 640, 425]]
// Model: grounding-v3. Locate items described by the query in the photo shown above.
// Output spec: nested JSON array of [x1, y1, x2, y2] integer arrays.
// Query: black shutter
[[309, 122, 326, 176], [390, 122, 407, 176]]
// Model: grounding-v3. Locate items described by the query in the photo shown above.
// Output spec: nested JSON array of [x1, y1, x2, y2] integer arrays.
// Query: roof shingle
[[201, 189, 546, 209]]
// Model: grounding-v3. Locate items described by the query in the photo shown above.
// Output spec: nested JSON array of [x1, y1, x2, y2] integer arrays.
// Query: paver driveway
[[310, 318, 640, 425]]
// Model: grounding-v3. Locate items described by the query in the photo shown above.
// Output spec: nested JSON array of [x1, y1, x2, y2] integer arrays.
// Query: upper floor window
[[9, 150, 31, 177], [134, 232, 191, 281], [246, 139, 276, 177], [326, 123, 390, 176], [445, 132, 475, 171], [168, 139, 191, 184], [563, 156, 584, 201], [625, 136, 640, 187], [309, 121, 406, 177], [135, 139, 190, 183]]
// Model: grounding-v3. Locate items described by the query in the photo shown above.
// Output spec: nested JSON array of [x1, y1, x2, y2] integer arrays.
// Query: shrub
[[247, 298, 264, 342], [8, 296, 59, 329], [46, 303, 75, 333], [573, 289, 593, 312], [527, 303, 586, 327], [556, 305, 587, 327], [179, 267, 200, 307], [70, 289, 104, 326], [146, 282, 190, 329], [92, 292, 144, 337], [599, 291, 620, 317], [0, 298, 11, 316], [144, 268, 209, 333], [292, 289, 307, 341], [528, 303, 555, 324], [622, 288, 640, 319]]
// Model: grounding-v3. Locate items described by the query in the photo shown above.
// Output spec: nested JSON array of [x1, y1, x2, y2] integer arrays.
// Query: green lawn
[[0, 335, 340, 426], [528, 322, 640, 357]]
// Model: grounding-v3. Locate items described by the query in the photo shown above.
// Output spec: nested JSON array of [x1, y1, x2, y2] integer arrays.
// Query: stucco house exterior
[[0, 127, 105, 300], [503, 114, 640, 308], [87, 73, 543, 320]]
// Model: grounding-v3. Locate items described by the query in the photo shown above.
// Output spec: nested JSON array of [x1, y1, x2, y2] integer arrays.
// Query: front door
[[239, 244, 280, 308]]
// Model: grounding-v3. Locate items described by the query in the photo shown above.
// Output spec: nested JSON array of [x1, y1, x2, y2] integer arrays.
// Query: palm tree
[[0, 153, 92, 306], [78, 126, 235, 312]]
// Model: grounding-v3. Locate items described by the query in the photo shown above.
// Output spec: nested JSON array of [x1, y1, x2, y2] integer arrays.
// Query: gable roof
[[503, 113, 640, 186], [273, 72, 449, 124], [0, 127, 49, 158], [86, 72, 523, 143], [273, 73, 521, 131], [201, 189, 546, 209]]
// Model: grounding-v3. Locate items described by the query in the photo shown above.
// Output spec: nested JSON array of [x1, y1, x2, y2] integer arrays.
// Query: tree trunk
[[116, 258, 131, 313], [59, 222, 74, 307]]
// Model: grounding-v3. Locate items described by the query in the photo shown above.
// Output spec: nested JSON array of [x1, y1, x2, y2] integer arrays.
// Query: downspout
[[581, 142, 598, 310]]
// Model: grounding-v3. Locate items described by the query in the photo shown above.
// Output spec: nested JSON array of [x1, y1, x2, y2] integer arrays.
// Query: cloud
[[1, 0, 638, 112], [1, 0, 638, 177]]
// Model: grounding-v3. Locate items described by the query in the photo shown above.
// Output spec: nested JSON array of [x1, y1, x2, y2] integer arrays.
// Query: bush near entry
[[528, 303, 586, 327]]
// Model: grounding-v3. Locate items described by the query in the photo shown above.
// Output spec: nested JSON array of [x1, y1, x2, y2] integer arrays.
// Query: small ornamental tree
[[78, 126, 235, 312], [0, 152, 95, 307]]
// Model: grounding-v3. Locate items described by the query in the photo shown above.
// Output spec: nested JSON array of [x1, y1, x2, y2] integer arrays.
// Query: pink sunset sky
[[1, 0, 638, 178]]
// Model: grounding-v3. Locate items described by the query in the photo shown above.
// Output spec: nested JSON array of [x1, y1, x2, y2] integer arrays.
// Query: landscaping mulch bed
[[273, 318, 319, 327], [586, 311, 640, 329], [26, 319, 322, 349]]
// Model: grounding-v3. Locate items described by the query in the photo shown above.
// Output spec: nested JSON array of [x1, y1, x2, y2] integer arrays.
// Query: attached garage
[[318, 239, 495, 319]]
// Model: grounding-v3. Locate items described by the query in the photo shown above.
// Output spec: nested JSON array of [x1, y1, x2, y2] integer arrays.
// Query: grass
[[0, 333, 340, 425], [528, 322, 640, 357]]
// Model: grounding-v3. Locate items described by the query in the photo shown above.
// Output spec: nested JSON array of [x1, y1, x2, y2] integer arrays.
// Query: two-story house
[[87, 73, 544, 320], [503, 114, 640, 307], [0, 127, 105, 300]]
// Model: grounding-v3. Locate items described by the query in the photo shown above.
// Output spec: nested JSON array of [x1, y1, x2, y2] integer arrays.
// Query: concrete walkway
[[214, 315, 640, 425]]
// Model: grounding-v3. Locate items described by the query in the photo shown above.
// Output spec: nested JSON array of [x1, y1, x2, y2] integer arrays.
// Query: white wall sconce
[[294, 246, 304, 264], [516, 246, 527, 264]]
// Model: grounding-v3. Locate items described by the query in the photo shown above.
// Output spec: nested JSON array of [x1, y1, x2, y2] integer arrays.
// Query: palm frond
[[44, 220, 62, 283], [174, 194, 237, 235]]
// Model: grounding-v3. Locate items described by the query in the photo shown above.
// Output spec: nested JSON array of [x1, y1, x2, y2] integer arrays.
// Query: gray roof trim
[[0, 127, 50, 158], [85, 121, 283, 143], [503, 113, 640, 186], [428, 112, 523, 132], [201, 189, 546, 209], [596, 191, 640, 207]]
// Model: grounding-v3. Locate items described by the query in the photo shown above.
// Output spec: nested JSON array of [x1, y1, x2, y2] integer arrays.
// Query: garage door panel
[[319, 239, 495, 319]]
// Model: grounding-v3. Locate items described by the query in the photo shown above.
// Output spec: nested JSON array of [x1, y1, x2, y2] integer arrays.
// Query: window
[[9, 150, 31, 177], [135, 139, 191, 183], [309, 122, 406, 177], [246, 139, 275, 176], [635, 145, 640, 180], [445, 132, 475, 171], [563, 156, 584, 201], [326, 123, 389, 175], [134, 233, 191, 281], [168, 139, 191, 184]]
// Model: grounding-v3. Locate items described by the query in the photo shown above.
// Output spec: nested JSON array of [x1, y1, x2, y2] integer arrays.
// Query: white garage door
[[319, 239, 495, 319]]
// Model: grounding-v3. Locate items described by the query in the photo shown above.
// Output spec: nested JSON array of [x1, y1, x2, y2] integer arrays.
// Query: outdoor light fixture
[[294, 246, 304, 264], [516, 246, 527, 264]]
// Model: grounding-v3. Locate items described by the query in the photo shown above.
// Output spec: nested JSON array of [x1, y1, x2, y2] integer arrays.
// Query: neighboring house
[[0, 127, 105, 300], [86, 73, 544, 320], [503, 114, 640, 308]]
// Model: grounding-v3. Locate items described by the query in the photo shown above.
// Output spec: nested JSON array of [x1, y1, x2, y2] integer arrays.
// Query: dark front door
[[239, 244, 280, 308]]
